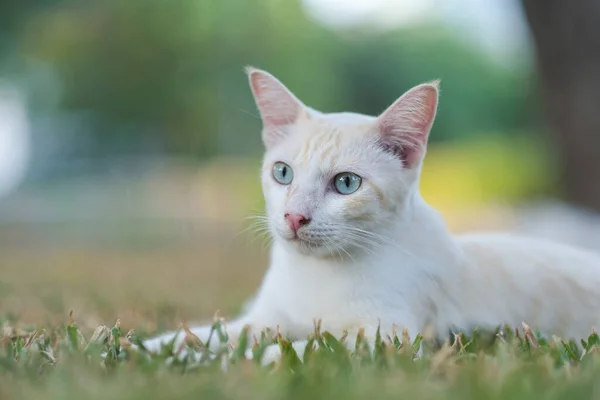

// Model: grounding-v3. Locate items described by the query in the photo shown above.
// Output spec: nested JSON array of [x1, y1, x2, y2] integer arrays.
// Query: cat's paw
[[258, 340, 312, 366], [141, 330, 185, 355], [259, 344, 282, 366]]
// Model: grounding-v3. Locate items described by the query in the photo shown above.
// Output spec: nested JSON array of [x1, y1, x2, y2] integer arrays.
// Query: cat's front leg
[[255, 334, 365, 366], [141, 316, 251, 357], [255, 329, 363, 366], [257, 339, 311, 366], [256, 322, 422, 366]]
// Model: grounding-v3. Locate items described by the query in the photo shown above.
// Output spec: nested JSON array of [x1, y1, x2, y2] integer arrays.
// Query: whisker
[[325, 223, 427, 264]]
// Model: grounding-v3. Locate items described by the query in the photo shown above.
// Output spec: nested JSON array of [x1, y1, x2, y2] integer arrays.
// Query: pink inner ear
[[249, 70, 301, 127], [376, 82, 439, 168]]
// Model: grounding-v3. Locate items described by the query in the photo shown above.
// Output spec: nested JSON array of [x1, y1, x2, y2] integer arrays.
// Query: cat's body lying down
[[142, 68, 600, 364]]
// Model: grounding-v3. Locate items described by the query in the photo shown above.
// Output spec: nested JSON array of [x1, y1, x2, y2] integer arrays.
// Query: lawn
[[2, 306, 600, 400]]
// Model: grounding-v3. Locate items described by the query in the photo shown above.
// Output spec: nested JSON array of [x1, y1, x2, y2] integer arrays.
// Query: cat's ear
[[246, 67, 305, 148], [376, 80, 440, 168]]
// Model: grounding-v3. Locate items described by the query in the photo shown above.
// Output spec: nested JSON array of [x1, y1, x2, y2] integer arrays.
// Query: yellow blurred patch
[[421, 134, 555, 215]]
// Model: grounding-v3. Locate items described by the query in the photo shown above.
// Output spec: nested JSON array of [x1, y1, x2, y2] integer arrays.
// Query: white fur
[[142, 68, 600, 365]]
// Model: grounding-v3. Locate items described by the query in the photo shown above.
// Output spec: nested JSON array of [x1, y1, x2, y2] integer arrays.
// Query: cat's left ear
[[246, 66, 306, 148], [376, 80, 440, 168]]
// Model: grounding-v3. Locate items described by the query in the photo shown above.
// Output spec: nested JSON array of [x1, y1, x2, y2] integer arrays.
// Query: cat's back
[[445, 232, 600, 339], [456, 232, 600, 274]]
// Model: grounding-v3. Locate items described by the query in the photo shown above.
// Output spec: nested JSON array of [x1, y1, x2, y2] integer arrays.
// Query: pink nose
[[284, 213, 311, 233]]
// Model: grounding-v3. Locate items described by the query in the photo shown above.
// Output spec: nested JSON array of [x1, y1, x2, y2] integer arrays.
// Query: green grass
[[2, 312, 600, 400]]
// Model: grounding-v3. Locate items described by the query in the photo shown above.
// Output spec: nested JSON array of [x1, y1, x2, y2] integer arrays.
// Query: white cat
[[142, 67, 600, 365]]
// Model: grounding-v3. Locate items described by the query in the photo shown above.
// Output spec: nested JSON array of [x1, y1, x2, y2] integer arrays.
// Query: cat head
[[247, 67, 439, 258]]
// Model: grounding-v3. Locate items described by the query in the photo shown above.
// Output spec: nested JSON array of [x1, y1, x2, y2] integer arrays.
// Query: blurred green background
[[0, 0, 598, 327]]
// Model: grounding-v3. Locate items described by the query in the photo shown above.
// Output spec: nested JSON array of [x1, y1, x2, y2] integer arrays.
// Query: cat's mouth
[[280, 229, 324, 251], [278, 229, 320, 247], [280, 229, 359, 259], [291, 237, 324, 254], [276, 224, 351, 256], [289, 234, 318, 246]]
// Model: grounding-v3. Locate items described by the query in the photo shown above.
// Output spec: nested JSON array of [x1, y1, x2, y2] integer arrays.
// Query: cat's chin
[[276, 234, 324, 255], [273, 228, 352, 258], [278, 235, 349, 259], [286, 237, 321, 254]]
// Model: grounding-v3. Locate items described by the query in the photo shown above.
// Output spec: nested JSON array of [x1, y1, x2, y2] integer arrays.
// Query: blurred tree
[[522, 0, 600, 211], [0, 0, 64, 70], [20, 0, 219, 158]]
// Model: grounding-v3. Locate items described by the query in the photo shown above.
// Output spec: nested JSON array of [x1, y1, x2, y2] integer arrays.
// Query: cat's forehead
[[283, 111, 378, 167], [318, 111, 376, 127]]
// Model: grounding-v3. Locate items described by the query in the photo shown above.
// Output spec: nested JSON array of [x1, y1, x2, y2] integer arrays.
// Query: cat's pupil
[[343, 176, 350, 187], [281, 166, 287, 177]]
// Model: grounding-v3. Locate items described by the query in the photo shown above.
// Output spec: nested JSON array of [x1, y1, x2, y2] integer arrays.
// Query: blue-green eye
[[334, 172, 362, 195], [272, 162, 293, 185]]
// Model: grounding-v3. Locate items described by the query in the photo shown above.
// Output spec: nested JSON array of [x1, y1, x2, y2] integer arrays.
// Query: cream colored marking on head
[[285, 184, 298, 202], [316, 127, 342, 163], [343, 188, 380, 222], [344, 196, 370, 213], [294, 125, 338, 168], [370, 182, 387, 209], [294, 116, 354, 170], [296, 138, 312, 166]]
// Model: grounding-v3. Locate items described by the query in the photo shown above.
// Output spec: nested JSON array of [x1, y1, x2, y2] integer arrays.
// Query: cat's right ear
[[375, 80, 440, 169], [246, 67, 305, 148]]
